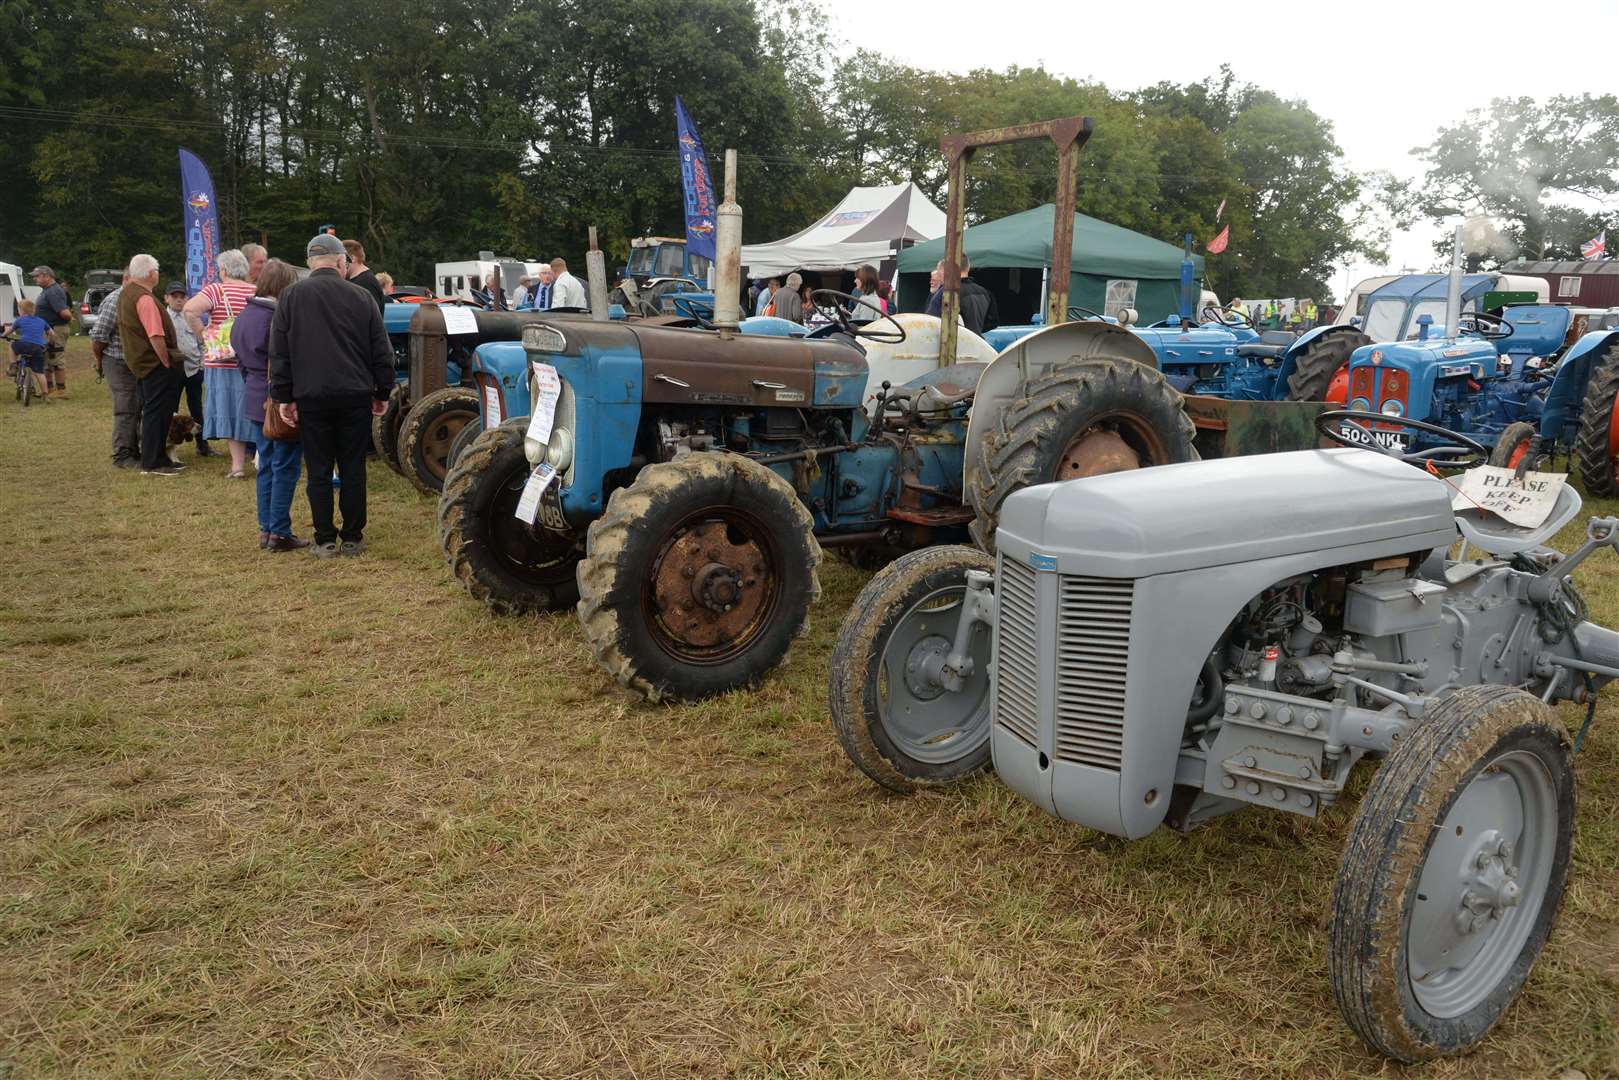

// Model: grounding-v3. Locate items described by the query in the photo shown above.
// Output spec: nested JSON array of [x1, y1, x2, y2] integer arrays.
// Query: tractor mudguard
[[1540, 330, 1619, 437], [470, 342, 531, 427], [1273, 324, 1369, 397], [963, 321, 1158, 494]]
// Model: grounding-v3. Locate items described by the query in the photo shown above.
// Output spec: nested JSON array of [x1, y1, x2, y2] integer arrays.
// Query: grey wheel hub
[[878, 588, 991, 764]]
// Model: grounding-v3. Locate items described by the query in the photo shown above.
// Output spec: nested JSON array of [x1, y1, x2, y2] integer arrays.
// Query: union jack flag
[[1581, 231, 1606, 259]]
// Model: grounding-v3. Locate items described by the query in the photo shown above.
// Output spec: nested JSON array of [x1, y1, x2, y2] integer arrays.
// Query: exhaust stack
[[1443, 223, 1464, 339], [586, 226, 609, 322], [713, 149, 742, 337]]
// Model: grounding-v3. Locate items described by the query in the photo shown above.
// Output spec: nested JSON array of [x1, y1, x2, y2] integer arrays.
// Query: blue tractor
[[1332, 280, 1619, 493]]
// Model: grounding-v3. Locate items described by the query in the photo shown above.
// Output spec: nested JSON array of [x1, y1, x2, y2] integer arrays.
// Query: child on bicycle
[[4, 300, 55, 400]]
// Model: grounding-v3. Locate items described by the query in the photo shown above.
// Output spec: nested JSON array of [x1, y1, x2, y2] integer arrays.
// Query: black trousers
[[181, 370, 206, 441], [298, 401, 371, 544], [138, 363, 183, 469]]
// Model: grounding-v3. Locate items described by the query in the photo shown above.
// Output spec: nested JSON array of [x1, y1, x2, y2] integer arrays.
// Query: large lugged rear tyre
[[1285, 329, 1370, 402], [828, 546, 995, 793], [1329, 685, 1574, 1063], [1573, 339, 1619, 495], [437, 418, 582, 615], [967, 358, 1197, 550], [576, 452, 821, 703], [398, 386, 481, 496], [373, 383, 408, 475]]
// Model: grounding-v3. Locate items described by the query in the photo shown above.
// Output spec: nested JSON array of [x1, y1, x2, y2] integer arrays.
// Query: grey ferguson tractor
[[828, 407, 1618, 1061]]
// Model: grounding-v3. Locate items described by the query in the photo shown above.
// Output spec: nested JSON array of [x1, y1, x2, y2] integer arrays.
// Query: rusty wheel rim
[[1054, 412, 1170, 481], [643, 508, 780, 665], [424, 412, 473, 481]]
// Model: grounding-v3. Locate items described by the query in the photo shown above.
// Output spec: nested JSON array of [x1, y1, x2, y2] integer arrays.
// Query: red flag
[[1206, 226, 1230, 254]]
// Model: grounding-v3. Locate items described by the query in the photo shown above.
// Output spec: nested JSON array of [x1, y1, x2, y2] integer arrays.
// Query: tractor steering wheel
[[1316, 409, 1490, 470], [1066, 305, 1106, 322], [669, 293, 716, 328], [809, 289, 907, 344], [1457, 311, 1514, 340]]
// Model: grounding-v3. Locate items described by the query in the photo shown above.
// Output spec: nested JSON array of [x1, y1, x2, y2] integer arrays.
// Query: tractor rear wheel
[[373, 383, 408, 475], [1573, 339, 1619, 495], [1488, 422, 1538, 470], [438, 418, 582, 615], [398, 386, 480, 496], [1330, 685, 1573, 1062], [1285, 329, 1370, 402], [576, 452, 821, 703], [445, 413, 485, 473], [828, 545, 996, 793], [967, 357, 1197, 551]]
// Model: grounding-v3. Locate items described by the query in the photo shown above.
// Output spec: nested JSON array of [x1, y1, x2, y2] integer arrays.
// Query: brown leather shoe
[[266, 534, 312, 552]]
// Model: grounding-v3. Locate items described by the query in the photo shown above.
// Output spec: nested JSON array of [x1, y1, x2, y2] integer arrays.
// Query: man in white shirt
[[550, 258, 587, 309]]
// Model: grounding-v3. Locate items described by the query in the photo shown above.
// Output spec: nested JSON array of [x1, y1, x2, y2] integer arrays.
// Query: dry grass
[[1, 340, 1616, 1078]]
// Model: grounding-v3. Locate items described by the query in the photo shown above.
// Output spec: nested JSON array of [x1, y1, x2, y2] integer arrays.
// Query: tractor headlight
[[1350, 397, 1371, 412], [1380, 399, 1404, 417], [546, 426, 574, 472]]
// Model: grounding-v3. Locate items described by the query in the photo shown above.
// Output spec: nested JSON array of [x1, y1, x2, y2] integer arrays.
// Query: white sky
[[828, 0, 1619, 301]]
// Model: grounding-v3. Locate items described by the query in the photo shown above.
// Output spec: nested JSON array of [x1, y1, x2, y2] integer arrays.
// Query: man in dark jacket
[[341, 239, 387, 315], [924, 254, 999, 335], [270, 233, 394, 557]]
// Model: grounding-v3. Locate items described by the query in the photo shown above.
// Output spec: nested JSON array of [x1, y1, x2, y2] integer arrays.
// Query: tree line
[[3, 0, 1610, 303]]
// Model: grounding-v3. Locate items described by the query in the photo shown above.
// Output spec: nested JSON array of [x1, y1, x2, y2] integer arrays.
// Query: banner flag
[[675, 96, 716, 262], [1581, 231, 1606, 260], [1207, 225, 1230, 255], [178, 148, 221, 296]]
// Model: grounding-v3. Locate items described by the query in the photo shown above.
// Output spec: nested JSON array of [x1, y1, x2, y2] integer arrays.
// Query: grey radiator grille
[[1053, 575, 1134, 771], [993, 558, 1040, 747]]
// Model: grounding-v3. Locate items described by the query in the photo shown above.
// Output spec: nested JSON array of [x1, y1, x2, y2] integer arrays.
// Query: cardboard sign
[[440, 305, 479, 335], [525, 362, 561, 445], [1450, 466, 1567, 528], [513, 462, 558, 524], [481, 382, 502, 424]]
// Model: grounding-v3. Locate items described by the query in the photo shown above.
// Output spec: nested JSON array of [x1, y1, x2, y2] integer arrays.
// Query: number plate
[[1337, 420, 1410, 452], [537, 484, 568, 532]]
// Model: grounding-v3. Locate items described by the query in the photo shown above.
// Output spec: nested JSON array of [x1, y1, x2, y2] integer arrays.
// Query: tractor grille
[[1052, 575, 1134, 771], [993, 558, 1040, 747]]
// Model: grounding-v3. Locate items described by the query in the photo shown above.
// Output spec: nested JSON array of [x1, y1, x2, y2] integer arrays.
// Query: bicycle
[[4, 332, 48, 407]]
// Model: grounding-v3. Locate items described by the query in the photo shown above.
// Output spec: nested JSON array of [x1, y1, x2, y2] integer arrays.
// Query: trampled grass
[[1, 340, 1615, 1078]]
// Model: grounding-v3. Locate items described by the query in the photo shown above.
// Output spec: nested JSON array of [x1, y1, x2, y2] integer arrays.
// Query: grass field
[[2, 340, 1616, 1078]]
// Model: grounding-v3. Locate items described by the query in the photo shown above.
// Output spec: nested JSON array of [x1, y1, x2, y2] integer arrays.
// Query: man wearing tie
[[526, 266, 555, 310]]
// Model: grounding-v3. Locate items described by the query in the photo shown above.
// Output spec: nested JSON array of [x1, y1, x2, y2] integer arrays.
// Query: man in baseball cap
[[164, 280, 210, 457], [269, 232, 392, 557], [29, 265, 72, 396]]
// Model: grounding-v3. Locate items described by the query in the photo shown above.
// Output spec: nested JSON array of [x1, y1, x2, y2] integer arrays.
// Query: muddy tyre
[[576, 452, 821, 703], [968, 358, 1197, 551], [445, 413, 485, 474], [437, 418, 581, 615], [373, 383, 408, 475], [399, 386, 481, 496], [1573, 339, 1619, 495], [1285, 329, 1369, 402], [828, 546, 995, 793], [1488, 421, 1538, 469], [1330, 685, 1574, 1063]]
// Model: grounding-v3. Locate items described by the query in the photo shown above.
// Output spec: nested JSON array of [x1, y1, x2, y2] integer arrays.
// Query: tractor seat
[[1233, 329, 1298, 361], [1454, 483, 1583, 556]]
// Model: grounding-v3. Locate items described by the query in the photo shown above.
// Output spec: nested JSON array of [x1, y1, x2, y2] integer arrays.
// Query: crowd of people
[[83, 233, 394, 558]]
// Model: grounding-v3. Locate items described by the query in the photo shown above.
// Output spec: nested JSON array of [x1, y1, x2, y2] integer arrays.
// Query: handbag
[[263, 398, 300, 441], [203, 286, 241, 364]]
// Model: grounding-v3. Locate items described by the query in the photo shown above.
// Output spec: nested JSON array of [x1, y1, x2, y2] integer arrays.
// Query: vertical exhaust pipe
[[713, 149, 742, 338], [1443, 223, 1463, 339], [586, 226, 609, 322]]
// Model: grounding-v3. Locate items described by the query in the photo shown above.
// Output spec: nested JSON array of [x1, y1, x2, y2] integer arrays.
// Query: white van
[[0, 261, 41, 320], [434, 256, 548, 303]]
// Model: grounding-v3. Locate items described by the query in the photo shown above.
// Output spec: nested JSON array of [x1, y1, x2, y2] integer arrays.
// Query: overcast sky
[[827, 0, 1619, 300]]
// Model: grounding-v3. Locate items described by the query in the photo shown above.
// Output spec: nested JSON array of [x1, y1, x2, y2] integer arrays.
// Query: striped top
[[199, 279, 258, 367]]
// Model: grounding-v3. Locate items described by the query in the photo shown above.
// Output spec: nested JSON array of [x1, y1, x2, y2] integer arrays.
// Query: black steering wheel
[[1457, 311, 1513, 339], [1316, 409, 1490, 470], [1066, 305, 1106, 322], [809, 289, 906, 344], [669, 293, 715, 328]]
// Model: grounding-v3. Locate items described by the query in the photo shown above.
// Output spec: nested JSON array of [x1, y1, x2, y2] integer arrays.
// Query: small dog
[[166, 414, 200, 449]]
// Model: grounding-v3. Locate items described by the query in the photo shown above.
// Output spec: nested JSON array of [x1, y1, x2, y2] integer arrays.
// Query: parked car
[[79, 268, 121, 327]]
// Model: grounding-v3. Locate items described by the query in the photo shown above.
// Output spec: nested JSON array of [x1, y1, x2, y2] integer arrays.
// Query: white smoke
[[1460, 214, 1517, 261]]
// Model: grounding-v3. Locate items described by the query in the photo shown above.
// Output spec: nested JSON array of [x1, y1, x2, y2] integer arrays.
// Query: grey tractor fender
[[963, 320, 1160, 493]]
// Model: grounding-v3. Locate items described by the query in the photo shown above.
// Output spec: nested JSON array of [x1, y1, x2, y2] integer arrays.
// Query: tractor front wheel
[[576, 453, 821, 703], [1330, 685, 1573, 1062], [828, 545, 996, 793], [373, 383, 409, 475], [1573, 339, 1619, 495], [968, 358, 1197, 551], [1488, 421, 1538, 470], [398, 386, 481, 496], [437, 418, 582, 615], [445, 413, 485, 474]]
